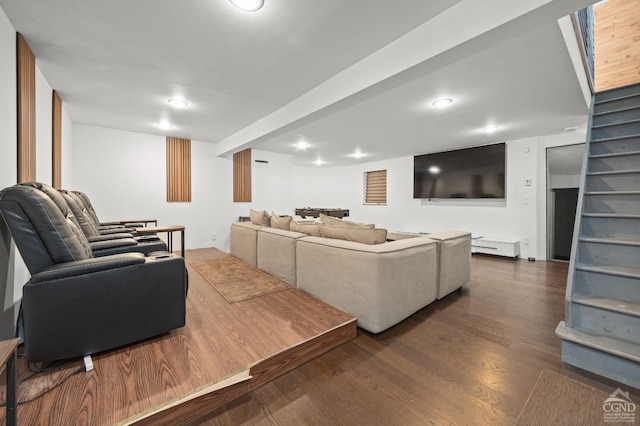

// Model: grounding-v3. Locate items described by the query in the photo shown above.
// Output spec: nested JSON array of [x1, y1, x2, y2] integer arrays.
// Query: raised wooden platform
[[0, 248, 356, 425]]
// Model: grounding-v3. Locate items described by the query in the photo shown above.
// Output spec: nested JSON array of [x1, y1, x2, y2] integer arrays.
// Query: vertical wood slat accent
[[233, 149, 252, 203], [52, 91, 62, 189], [17, 33, 36, 183], [166, 137, 191, 202]]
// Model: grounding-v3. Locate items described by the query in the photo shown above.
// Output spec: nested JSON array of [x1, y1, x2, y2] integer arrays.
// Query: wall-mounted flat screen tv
[[413, 143, 506, 199]]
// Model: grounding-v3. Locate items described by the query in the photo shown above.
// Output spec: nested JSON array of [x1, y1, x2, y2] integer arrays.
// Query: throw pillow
[[270, 212, 292, 230], [319, 224, 387, 245], [318, 213, 374, 228], [250, 209, 270, 226], [290, 221, 322, 237]]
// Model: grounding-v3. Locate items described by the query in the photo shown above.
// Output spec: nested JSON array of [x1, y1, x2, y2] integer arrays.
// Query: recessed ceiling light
[[156, 121, 174, 130], [229, 0, 264, 11], [295, 141, 309, 150], [350, 151, 366, 159], [432, 98, 453, 108], [167, 99, 188, 108], [563, 126, 578, 132], [482, 126, 500, 133], [313, 159, 326, 166]]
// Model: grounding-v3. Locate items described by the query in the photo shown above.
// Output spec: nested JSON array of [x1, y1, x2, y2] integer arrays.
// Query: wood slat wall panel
[[233, 149, 252, 203], [17, 33, 36, 183], [365, 170, 387, 204], [166, 137, 191, 202], [594, 0, 640, 91], [52, 90, 62, 189]]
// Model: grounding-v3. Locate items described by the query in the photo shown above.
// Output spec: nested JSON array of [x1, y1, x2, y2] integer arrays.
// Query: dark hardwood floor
[[201, 255, 640, 425]]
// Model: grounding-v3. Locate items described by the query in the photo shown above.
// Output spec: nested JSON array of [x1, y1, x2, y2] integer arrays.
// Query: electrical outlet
[[523, 238, 530, 245], [211, 234, 217, 241], [525, 179, 532, 186]]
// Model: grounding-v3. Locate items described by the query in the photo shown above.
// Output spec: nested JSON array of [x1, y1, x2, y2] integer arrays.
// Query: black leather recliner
[[72, 190, 149, 231], [0, 184, 186, 362], [19, 182, 167, 257]]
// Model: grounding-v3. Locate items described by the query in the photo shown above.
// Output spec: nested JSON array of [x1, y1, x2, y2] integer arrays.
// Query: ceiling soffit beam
[[216, 0, 599, 158]]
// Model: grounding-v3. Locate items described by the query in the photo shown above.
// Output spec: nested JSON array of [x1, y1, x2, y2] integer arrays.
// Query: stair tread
[[592, 118, 640, 129], [576, 264, 640, 279], [590, 150, 640, 159], [583, 213, 640, 219], [594, 103, 640, 116], [587, 169, 640, 176], [556, 321, 640, 363], [591, 133, 640, 143], [584, 190, 640, 195], [573, 295, 640, 317], [580, 236, 640, 247]]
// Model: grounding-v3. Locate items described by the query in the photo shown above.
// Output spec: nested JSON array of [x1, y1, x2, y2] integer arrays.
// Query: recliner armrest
[[29, 253, 146, 283], [87, 233, 135, 242], [90, 238, 137, 250]]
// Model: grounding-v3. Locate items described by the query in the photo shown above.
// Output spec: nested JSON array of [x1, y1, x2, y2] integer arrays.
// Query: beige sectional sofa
[[229, 220, 471, 333]]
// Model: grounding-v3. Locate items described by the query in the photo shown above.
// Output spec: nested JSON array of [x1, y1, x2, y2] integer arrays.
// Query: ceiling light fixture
[[482, 126, 500, 133], [563, 126, 578, 132], [313, 159, 326, 166], [167, 98, 189, 108], [229, 0, 264, 11], [350, 151, 366, 159], [295, 141, 309, 150], [432, 98, 453, 108], [156, 121, 174, 130]]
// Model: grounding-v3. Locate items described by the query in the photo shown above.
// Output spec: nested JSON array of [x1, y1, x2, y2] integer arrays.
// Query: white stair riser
[[578, 241, 640, 267], [572, 303, 640, 342], [575, 270, 640, 303], [562, 341, 640, 389], [584, 193, 640, 215], [592, 121, 640, 141], [581, 216, 640, 241], [590, 137, 640, 155]]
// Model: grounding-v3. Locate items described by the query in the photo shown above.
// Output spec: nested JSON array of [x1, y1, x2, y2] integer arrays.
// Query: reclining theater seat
[[0, 184, 186, 362], [72, 190, 147, 230], [20, 183, 167, 257]]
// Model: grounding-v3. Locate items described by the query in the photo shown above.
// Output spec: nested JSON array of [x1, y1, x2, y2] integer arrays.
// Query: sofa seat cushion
[[319, 224, 387, 245]]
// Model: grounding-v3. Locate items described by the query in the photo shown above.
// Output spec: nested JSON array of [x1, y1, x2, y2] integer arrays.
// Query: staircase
[[556, 82, 640, 389]]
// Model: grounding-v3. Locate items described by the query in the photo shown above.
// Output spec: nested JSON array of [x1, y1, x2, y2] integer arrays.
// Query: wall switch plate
[[211, 234, 217, 241]]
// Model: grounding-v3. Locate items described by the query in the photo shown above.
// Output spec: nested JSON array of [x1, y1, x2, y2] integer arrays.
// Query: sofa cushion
[[290, 221, 322, 237], [318, 213, 374, 228], [250, 209, 270, 226], [270, 212, 292, 230], [319, 224, 387, 245]]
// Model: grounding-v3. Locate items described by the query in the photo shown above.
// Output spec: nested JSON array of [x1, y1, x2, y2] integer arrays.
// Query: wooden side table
[[137, 225, 185, 258], [1, 338, 19, 426]]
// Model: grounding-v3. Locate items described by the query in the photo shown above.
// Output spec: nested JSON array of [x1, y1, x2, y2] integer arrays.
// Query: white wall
[[71, 125, 294, 252], [35, 66, 53, 184], [293, 131, 587, 260]]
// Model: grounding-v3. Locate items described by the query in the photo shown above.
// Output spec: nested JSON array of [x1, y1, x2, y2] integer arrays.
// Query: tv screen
[[413, 143, 505, 199]]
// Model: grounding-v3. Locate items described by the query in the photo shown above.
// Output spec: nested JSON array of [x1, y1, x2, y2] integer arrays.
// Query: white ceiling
[[1, 0, 596, 167]]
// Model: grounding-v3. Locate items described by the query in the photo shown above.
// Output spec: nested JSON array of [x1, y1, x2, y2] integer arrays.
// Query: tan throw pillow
[[290, 221, 322, 237], [250, 209, 270, 226], [270, 212, 292, 230], [318, 213, 374, 228], [319, 224, 387, 245]]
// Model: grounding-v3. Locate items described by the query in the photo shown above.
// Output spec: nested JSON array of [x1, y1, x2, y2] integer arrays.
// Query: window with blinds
[[364, 170, 387, 204]]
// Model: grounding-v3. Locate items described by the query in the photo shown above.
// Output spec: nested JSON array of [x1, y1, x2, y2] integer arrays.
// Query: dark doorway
[[553, 188, 579, 260]]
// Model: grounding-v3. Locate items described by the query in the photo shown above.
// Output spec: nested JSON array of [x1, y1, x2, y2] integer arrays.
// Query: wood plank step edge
[[556, 321, 640, 363]]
